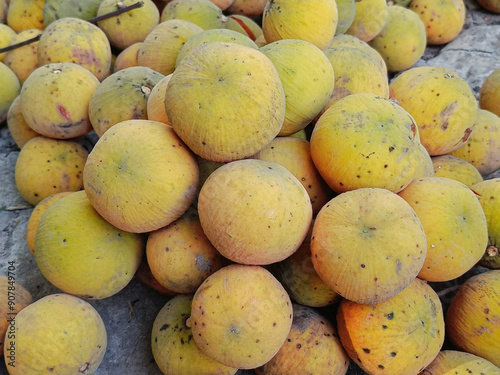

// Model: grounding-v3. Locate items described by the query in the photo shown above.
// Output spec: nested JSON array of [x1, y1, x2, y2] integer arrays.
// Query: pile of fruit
[[1, 0, 500, 374]]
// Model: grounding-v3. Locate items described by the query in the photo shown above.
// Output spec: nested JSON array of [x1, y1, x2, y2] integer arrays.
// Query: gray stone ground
[[1, 1, 500, 374]]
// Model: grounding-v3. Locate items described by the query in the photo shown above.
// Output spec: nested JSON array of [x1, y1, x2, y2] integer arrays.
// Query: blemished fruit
[[311, 187, 427, 305], [255, 304, 350, 375], [222, 14, 263, 41], [432, 154, 483, 187], [262, 0, 338, 50], [0, 62, 20, 124], [259, 39, 334, 136], [310, 93, 421, 194], [14, 136, 88, 205], [390, 66, 478, 156], [419, 350, 500, 374], [35, 190, 145, 299], [146, 207, 225, 294], [198, 159, 312, 265], [346, 0, 388, 42], [88, 66, 164, 137], [160, 0, 224, 30], [165, 42, 285, 162], [97, 0, 159, 50], [37, 17, 112, 81], [187, 264, 293, 369], [398, 177, 488, 282], [0, 276, 32, 357], [471, 178, 500, 269], [3, 29, 42, 84], [446, 270, 500, 367], [20, 62, 99, 139], [113, 42, 142, 72], [480, 68, 500, 118], [337, 277, 445, 375], [6, 95, 41, 149], [369, 5, 427, 73], [6, 0, 44, 32], [3, 293, 107, 374], [83, 120, 199, 233], [410, 0, 466, 45]]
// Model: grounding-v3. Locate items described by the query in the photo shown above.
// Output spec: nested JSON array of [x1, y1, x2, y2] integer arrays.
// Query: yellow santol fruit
[[450, 109, 500, 176], [335, 0, 357, 35], [369, 5, 427, 73], [432, 155, 483, 187], [35, 190, 145, 299], [137, 19, 203, 76], [26, 191, 72, 255], [97, 0, 159, 50], [410, 0, 466, 45], [195, 156, 225, 190], [271, 221, 340, 307], [0, 62, 20, 124], [176, 28, 258, 67], [135, 253, 179, 296], [321, 45, 389, 110], [310, 93, 421, 194], [255, 304, 350, 375], [0, 276, 32, 357], [311, 188, 427, 305], [161, 0, 224, 29], [3, 293, 106, 374], [252, 137, 332, 214], [6, 0, 44, 32], [480, 68, 500, 118], [152, 294, 238, 375], [0, 24, 16, 62], [187, 264, 293, 369], [3, 29, 41, 84], [346, 0, 388, 42], [398, 177, 488, 282], [337, 277, 445, 375], [20, 62, 99, 139], [222, 14, 263, 41], [226, 0, 267, 18], [471, 178, 500, 269], [88, 66, 164, 137], [147, 73, 172, 125], [390, 66, 478, 156], [113, 42, 142, 72], [445, 270, 500, 367], [6, 96, 41, 149], [477, 0, 500, 12], [15, 136, 88, 206], [419, 350, 500, 374], [146, 207, 225, 294], [198, 159, 312, 265], [262, 0, 338, 50], [37, 17, 112, 81], [259, 39, 334, 136], [416, 143, 435, 178], [83, 120, 199, 233], [165, 42, 286, 162]]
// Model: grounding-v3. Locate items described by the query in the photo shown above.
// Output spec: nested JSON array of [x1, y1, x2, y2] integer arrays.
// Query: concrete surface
[[1, 1, 500, 374]]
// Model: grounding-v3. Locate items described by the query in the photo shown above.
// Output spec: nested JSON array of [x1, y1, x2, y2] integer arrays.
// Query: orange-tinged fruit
[[113, 42, 142, 72], [419, 350, 500, 375], [147, 73, 172, 125], [480, 68, 500, 118], [6, 95, 41, 149]]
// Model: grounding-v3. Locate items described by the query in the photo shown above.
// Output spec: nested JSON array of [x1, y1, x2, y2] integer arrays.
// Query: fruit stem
[[486, 245, 499, 257], [0, 1, 144, 54]]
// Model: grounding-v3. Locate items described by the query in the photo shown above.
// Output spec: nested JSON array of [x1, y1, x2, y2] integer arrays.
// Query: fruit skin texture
[[6, 0, 44, 32], [471, 178, 500, 269], [165, 42, 286, 163], [337, 277, 445, 375], [83, 120, 199, 233], [188, 264, 293, 369], [432, 154, 483, 188], [0, 24, 17, 62], [3, 293, 107, 374], [255, 304, 350, 375], [262, 0, 338, 50], [14, 136, 88, 206], [151, 294, 238, 375], [113, 42, 142, 72], [161, 0, 223, 29], [147, 73, 172, 125], [335, 0, 357, 35], [419, 350, 500, 375], [6, 95, 41, 149], [410, 0, 466, 45], [390, 66, 478, 156], [3, 28, 42, 84], [226, 0, 267, 18], [259, 39, 334, 136], [0, 276, 32, 357], [346, 0, 388, 42], [37, 17, 112, 81], [198, 159, 312, 265], [369, 5, 427, 73], [445, 270, 500, 367], [310, 93, 421, 194], [398, 177, 488, 282], [311, 187, 427, 305], [0, 62, 20, 124], [21, 62, 99, 139], [222, 14, 263, 41], [480, 68, 500, 118]]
